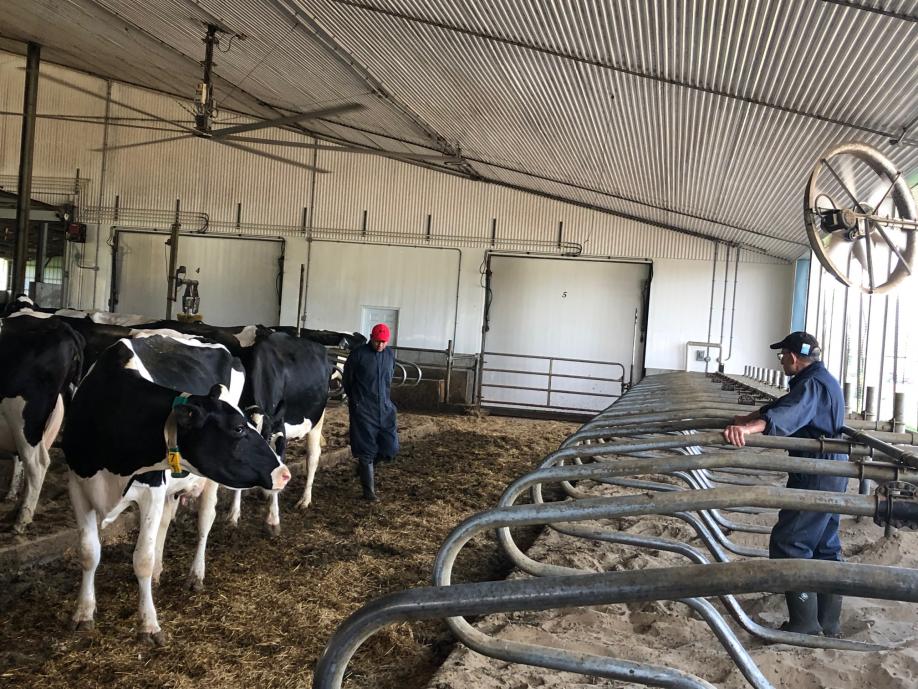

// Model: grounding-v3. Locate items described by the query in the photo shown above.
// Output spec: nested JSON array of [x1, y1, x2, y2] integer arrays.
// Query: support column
[[12, 42, 41, 296]]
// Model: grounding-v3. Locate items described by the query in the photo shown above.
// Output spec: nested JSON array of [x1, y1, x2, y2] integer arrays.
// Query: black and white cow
[[0, 317, 84, 532], [230, 331, 332, 532], [63, 334, 291, 642], [271, 326, 367, 350]]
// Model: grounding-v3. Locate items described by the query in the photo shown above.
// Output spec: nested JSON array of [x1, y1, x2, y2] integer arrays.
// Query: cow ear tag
[[167, 395, 191, 476]]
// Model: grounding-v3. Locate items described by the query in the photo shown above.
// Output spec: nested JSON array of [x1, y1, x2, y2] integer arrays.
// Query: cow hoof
[[138, 630, 167, 646], [226, 516, 240, 528], [294, 498, 311, 511], [71, 619, 95, 632], [263, 522, 281, 538], [187, 576, 205, 593]]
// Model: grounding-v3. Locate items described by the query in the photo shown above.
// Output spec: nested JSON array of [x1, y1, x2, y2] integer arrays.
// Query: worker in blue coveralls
[[342, 323, 399, 502], [723, 331, 847, 637]]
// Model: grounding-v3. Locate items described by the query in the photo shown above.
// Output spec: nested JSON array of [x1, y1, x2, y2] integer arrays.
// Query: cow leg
[[263, 489, 280, 537], [13, 443, 49, 533], [68, 473, 100, 631], [132, 484, 167, 645], [295, 412, 325, 510], [188, 479, 218, 592], [226, 488, 242, 527], [153, 494, 179, 587], [11, 394, 63, 532], [4, 456, 23, 501]]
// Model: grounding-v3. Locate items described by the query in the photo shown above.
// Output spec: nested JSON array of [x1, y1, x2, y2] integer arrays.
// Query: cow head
[[243, 402, 288, 460], [173, 385, 291, 491]]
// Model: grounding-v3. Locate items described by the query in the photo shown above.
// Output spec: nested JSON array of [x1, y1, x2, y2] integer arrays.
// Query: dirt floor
[[0, 405, 576, 689]]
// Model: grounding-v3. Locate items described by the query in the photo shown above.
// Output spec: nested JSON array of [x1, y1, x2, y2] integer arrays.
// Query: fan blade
[[209, 103, 365, 138], [212, 138, 329, 173], [92, 133, 196, 152], [38, 72, 200, 134], [221, 135, 461, 162]]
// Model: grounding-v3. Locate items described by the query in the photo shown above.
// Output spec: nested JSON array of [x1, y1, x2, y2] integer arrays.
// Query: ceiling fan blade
[[221, 135, 461, 162], [212, 138, 329, 173], [209, 103, 365, 138], [38, 72, 200, 134], [92, 133, 196, 152]]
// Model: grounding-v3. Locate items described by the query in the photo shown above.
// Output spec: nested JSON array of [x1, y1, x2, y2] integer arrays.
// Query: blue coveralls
[[760, 361, 848, 561], [342, 343, 400, 465]]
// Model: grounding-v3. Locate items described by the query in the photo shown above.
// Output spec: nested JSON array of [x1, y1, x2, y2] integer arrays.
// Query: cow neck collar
[[163, 394, 191, 478]]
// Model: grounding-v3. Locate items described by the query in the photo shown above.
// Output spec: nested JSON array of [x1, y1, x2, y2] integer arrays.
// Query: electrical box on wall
[[65, 222, 87, 243]]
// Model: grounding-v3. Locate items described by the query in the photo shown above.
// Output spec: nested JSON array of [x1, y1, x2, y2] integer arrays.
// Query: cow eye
[[233, 424, 246, 436]]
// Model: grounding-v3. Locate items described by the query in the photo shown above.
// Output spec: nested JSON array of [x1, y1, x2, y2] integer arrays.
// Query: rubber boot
[[358, 462, 377, 502], [780, 592, 821, 635], [817, 593, 843, 637]]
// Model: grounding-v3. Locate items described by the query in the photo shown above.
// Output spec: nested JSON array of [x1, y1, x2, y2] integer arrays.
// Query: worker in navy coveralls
[[723, 331, 847, 637], [343, 323, 399, 501]]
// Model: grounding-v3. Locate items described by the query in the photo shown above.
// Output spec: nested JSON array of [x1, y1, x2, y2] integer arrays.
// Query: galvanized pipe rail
[[315, 373, 918, 688]]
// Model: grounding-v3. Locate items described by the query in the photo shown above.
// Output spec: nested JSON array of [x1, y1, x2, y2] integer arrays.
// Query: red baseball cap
[[370, 323, 390, 342]]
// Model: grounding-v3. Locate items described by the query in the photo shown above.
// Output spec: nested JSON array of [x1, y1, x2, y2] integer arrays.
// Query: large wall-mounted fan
[[43, 23, 462, 172], [804, 142, 916, 294]]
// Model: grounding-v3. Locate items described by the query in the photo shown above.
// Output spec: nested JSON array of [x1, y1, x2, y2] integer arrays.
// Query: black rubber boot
[[358, 462, 377, 502], [780, 592, 821, 635], [817, 593, 843, 637]]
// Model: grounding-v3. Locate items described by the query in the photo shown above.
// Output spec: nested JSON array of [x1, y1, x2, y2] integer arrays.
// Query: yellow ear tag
[[167, 448, 182, 473]]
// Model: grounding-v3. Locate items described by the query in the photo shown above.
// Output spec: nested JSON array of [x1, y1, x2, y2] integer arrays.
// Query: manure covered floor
[[0, 406, 576, 689]]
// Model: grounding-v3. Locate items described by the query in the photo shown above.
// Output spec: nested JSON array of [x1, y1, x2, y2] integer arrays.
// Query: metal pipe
[[12, 42, 40, 296], [723, 247, 740, 364], [894, 393, 906, 433], [865, 386, 877, 422], [90, 80, 112, 310], [315, 560, 918, 689], [841, 425, 918, 468], [705, 242, 720, 373], [717, 245, 731, 370], [35, 222, 48, 285], [296, 263, 305, 336]]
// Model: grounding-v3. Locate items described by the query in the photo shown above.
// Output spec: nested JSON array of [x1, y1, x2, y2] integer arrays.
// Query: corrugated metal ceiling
[[1, 0, 916, 260]]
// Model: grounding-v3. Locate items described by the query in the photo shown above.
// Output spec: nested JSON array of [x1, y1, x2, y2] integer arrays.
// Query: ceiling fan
[[43, 23, 461, 170]]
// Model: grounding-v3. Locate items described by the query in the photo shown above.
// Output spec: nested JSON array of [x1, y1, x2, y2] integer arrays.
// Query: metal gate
[[478, 350, 626, 415]]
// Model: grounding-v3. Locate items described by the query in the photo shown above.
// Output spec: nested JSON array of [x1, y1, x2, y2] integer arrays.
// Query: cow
[[63, 333, 291, 643], [230, 331, 332, 533], [271, 326, 367, 350], [0, 317, 84, 532]]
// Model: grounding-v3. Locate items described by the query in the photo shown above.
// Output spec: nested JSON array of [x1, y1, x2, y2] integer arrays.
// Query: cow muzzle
[[271, 464, 292, 490]]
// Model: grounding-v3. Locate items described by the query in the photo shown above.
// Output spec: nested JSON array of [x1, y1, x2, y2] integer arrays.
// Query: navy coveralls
[[760, 361, 848, 560], [342, 343, 399, 465]]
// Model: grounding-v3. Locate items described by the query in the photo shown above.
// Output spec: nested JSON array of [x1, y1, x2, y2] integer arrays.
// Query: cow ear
[[208, 384, 224, 400], [173, 402, 205, 429]]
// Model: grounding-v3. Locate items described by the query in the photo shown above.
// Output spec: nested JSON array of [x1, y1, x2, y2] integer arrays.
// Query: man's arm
[[723, 417, 767, 447]]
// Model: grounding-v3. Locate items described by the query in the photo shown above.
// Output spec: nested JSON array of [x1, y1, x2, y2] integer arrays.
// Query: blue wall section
[[791, 257, 810, 332]]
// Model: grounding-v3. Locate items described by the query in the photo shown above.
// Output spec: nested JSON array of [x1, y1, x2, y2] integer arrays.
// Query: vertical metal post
[[12, 42, 41, 296], [705, 242, 720, 374], [717, 245, 731, 371], [893, 393, 906, 434], [35, 222, 48, 285], [864, 386, 877, 422], [444, 339, 454, 404], [547, 358, 554, 408], [296, 263, 305, 336], [165, 199, 181, 320], [843, 382, 853, 417]]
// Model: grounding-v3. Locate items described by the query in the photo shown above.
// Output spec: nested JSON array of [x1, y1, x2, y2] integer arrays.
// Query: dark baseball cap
[[770, 331, 820, 357]]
